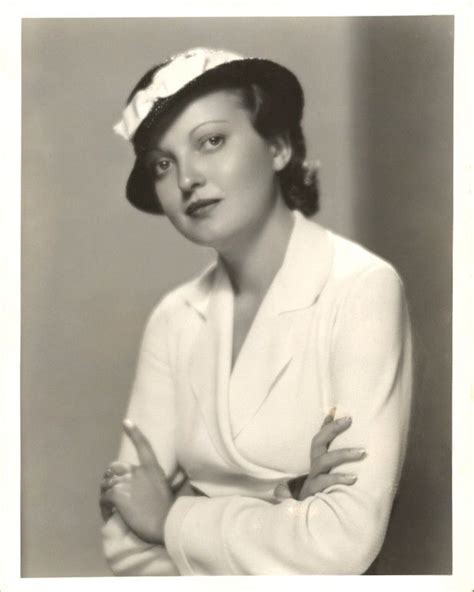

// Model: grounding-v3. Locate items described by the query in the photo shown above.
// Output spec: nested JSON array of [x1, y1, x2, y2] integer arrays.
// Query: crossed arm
[[100, 410, 364, 544], [100, 265, 412, 575]]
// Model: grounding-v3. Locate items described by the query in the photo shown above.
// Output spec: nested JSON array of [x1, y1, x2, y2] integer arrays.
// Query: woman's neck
[[218, 202, 295, 299]]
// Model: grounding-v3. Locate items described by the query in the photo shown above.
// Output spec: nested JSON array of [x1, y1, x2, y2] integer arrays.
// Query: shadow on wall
[[355, 17, 453, 574]]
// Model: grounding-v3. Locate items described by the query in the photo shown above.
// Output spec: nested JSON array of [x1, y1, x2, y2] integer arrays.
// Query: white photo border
[[1, 1, 472, 591]]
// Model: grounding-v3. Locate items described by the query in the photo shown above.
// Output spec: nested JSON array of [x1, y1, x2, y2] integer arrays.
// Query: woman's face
[[143, 88, 290, 250]]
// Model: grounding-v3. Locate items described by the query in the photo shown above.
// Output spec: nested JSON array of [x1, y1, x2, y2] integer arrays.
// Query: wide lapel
[[188, 263, 245, 469], [229, 212, 334, 439], [187, 212, 334, 474], [228, 274, 294, 439]]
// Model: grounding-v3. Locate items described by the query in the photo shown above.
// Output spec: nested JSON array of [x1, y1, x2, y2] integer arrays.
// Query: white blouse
[[102, 211, 413, 575]]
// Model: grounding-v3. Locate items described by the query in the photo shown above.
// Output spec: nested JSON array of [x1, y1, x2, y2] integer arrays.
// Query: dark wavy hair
[[132, 80, 320, 217], [235, 83, 319, 216]]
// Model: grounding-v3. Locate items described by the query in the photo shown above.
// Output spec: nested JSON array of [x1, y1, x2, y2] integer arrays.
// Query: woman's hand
[[100, 461, 132, 522], [274, 409, 366, 501], [100, 419, 173, 544], [299, 410, 366, 499]]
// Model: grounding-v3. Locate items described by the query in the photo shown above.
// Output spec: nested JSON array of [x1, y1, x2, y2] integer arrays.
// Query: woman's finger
[[99, 484, 118, 521], [99, 497, 115, 522], [101, 482, 130, 509], [123, 419, 161, 470], [102, 462, 132, 485], [321, 406, 336, 427], [100, 486, 118, 508], [309, 447, 366, 475], [299, 472, 358, 499], [101, 473, 131, 493], [310, 417, 353, 457], [108, 461, 133, 475], [101, 477, 113, 493]]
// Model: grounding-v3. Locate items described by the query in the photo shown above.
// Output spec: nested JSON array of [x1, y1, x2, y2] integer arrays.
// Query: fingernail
[[353, 448, 367, 457], [336, 416, 351, 425], [123, 418, 134, 429], [343, 474, 357, 483]]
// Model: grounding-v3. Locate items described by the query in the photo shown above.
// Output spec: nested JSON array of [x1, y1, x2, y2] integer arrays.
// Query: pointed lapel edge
[[188, 263, 246, 469], [274, 211, 335, 315], [181, 260, 218, 319], [229, 213, 335, 440]]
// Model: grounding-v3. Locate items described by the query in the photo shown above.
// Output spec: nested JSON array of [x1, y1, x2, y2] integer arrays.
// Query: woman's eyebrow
[[145, 144, 172, 160], [143, 148, 172, 168], [189, 119, 230, 135], [148, 120, 230, 156], [145, 119, 231, 161]]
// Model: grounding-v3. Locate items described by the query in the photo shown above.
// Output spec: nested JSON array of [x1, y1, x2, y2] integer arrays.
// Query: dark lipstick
[[185, 198, 222, 217]]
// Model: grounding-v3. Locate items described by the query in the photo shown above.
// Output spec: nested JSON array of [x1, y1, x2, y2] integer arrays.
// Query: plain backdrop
[[21, 16, 453, 576]]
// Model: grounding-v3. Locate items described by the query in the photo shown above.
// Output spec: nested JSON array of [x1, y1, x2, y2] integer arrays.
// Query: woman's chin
[[175, 221, 229, 250], [163, 210, 224, 246]]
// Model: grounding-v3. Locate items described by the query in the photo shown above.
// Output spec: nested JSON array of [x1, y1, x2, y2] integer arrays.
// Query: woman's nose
[[177, 158, 205, 193]]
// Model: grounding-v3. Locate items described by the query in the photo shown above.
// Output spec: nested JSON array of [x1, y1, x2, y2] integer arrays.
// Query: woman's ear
[[270, 133, 292, 172]]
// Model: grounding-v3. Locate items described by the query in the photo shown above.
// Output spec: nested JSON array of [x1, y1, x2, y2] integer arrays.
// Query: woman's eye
[[201, 135, 225, 151], [154, 159, 172, 177]]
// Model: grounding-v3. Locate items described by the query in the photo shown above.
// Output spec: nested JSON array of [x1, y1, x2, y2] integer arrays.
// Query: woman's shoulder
[[313, 231, 408, 334], [304, 223, 407, 315], [326, 228, 403, 289]]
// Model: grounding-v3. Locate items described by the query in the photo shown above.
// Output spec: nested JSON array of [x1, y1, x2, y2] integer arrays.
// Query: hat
[[114, 47, 304, 214]]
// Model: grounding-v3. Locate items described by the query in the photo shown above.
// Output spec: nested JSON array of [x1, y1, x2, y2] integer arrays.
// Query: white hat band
[[113, 47, 246, 141]]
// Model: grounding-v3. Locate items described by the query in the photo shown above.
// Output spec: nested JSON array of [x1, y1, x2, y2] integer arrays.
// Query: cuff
[[163, 495, 198, 575], [102, 513, 179, 576]]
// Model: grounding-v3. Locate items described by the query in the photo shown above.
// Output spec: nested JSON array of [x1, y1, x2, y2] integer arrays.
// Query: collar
[[184, 210, 333, 318]]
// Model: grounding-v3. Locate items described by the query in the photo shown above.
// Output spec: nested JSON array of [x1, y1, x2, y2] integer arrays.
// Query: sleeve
[[101, 299, 180, 576], [162, 264, 413, 575]]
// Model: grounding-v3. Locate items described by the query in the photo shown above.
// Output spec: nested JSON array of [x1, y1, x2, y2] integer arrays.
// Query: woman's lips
[[185, 198, 222, 217]]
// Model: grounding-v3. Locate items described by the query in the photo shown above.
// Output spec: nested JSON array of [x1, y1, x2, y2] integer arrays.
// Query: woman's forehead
[[144, 88, 249, 150]]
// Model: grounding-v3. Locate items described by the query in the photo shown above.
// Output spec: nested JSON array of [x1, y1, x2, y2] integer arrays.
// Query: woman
[[100, 47, 413, 575]]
